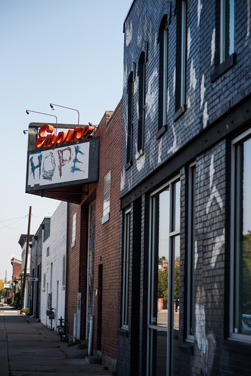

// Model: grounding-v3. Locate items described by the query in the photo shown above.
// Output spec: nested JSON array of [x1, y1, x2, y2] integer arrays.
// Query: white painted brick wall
[[40, 201, 67, 330]]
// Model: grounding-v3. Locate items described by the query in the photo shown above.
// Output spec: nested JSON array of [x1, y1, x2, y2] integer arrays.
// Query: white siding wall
[[40, 202, 67, 330]]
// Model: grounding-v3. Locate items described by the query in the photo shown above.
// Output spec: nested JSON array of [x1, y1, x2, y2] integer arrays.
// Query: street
[[0, 305, 113, 376]]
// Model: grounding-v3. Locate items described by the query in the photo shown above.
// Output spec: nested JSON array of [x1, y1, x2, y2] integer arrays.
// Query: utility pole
[[21, 206, 32, 311]]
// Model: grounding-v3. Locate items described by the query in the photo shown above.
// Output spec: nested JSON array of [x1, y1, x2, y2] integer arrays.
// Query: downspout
[[40, 224, 45, 319], [31, 236, 38, 318], [28, 240, 32, 313], [64, 202, 69, 337]]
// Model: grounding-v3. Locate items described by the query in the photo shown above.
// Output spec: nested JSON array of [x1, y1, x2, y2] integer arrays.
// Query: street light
[[50, 103, 80, 125], [26, 109, 58, 133]]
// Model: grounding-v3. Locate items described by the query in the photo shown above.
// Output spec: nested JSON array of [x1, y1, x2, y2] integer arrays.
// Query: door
[[148, 178, 180, 376], [86, 201, 96, 340], [97, 264, 103, 350]]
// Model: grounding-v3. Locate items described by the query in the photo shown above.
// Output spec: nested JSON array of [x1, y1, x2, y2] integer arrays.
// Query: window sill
[[71, 241, 76, 248], [210, 53, 236, 83], [125, 161, 132, 171], [136, 148, 144, 160], [118, 327, 129, 337], [102, 212, 110, 224], [179, 341, 194, 355], [173, 105, 186, 122], [156, 125, 167, 140]]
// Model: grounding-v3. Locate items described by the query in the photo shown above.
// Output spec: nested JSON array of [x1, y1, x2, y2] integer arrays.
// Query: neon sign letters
[[35, 124, 94, 149]]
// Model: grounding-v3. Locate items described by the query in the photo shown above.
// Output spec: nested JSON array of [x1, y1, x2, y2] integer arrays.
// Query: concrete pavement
[[0, 305, 113, 376]]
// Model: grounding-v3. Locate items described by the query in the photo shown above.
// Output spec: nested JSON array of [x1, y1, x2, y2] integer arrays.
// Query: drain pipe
[[88, 315, 94, 356], [31, 236, 38, 318], [64, 202, 69, 339]]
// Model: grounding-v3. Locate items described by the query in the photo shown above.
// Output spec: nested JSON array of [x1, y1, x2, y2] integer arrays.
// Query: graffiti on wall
[[28, 142, 89, 188]]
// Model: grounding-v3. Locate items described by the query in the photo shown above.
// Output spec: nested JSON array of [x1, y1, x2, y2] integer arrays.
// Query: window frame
[[230, 128, 251, 343], [121, 207, 131, 329]]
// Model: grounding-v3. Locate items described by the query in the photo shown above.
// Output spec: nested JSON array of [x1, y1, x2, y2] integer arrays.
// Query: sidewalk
[[0, 305, 113, 376]]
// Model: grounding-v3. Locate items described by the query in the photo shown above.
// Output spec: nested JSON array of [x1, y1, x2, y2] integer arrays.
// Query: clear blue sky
[[0, 0, 132, 281]]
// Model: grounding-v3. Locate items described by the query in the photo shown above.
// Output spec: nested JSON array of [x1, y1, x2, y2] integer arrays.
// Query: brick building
[[25, 98, 122, 371], [10, 257, 22, 304], [66, 101, 122, 371], [118, 1, 251, 376]]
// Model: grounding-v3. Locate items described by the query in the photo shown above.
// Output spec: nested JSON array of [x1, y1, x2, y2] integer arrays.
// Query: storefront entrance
[[148, 178, 180, 376]]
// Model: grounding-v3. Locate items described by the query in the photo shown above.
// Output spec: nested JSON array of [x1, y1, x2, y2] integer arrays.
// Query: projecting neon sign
[[26, 124, 99, 193]]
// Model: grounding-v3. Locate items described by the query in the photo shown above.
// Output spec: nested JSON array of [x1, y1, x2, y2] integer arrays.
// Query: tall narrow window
[[50, 262, 53, 292], [122, 208, 131, 328], [62, 255, 66, 288], [187, 163, 196, 340], [127, 72, 134, 165], [138, 52, 146, 152], [43, 272, 46, 291], [220, 0, 234, 63], [148, 178, 180, 376], [231, 130, 251, 341], [175, 0, 187, 112], [71, 213, 76, 248], [102, 171, 111, 223], [159, 16, 169, 130]]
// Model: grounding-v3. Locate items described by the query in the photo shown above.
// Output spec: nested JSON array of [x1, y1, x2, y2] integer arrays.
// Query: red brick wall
[[66, 100, 122, 361], [12, 261, 21, 281], [93, 100, 122, 359]]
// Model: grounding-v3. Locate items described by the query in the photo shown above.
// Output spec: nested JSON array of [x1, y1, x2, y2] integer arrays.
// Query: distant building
[[18, 234, 34, 309], [10, 257, 22, 305], [29, 217, 51, 318]]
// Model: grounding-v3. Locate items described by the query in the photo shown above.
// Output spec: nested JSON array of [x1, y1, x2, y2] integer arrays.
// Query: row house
[[118, 1, 251, 376]]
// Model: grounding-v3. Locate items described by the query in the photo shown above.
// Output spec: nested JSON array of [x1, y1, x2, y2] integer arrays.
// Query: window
[[158, 16, 169, 130], [220, 0, 234, 63], [122, 208, 131, 328], [50, 262, 53, 291], [148, 178, 180, 375], [46, 246, 50, 257], [231, 130, 251, 341], [175, 0, 187, 112], [62, 255, 66, 288], [43, 272, 46, 291], [71, 213, 76, 248], [187, 163, 196, 340], [127, 72, 134, 166], [102, 171, 111, 223], [138, 52, 146, 152]]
